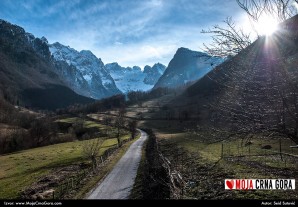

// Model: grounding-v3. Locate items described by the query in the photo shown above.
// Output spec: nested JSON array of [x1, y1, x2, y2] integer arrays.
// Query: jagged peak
[[143, 63, 166, 74], [143, 65, 152, 73], [98, 57, 103, 63], [0, 19, 14, 26], [80, 50, 94, 56], [40, 36, 48, 44], [0, 19, 26, 34], [25, 32, 35, 39], [50, 42, 82, 57], [106, 62, 120, 66], [175, 47, 209, 57], [51, 42, 64, 47], [51, 42, 75, 50], [0, 19, 7, 24], [152, 62, 166, 69], [177, 47, 190, 51], [132, 66, 141, 71]]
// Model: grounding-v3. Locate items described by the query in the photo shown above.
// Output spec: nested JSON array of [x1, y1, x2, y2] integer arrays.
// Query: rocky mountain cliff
[[154, 47, 223, 89], [49, 42, 121, 99]]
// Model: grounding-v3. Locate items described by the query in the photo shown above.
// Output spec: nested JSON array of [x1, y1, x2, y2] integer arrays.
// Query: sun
[[255, 15, 279, 36]]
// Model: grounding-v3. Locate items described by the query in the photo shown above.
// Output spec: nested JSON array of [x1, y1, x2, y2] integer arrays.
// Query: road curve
[[87, 129, 148, 199]]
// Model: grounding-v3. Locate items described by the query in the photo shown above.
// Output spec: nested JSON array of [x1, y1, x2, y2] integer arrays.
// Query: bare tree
[[102, 115, 112, 135], [30, 119, 52, 147], [72, 118, 85, 139], [205, 31, 298, 144], [82, 137, 105, 172], [128, 120, 137, 140], [115, 108, 126, 147], [202, 1, 298, 57], [199, 1, 298, 145], [103, 115, 112, 126], [237, 0, 298, 23], [201, 17, 252, 57]]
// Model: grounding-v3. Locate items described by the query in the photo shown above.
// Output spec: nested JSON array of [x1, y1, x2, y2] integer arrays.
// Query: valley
[[0, 1, 298, 202], [94, 93, 298, 199]]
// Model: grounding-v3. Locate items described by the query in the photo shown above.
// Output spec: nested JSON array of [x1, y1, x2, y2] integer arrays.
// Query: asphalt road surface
[[87, 129, 148, 199]]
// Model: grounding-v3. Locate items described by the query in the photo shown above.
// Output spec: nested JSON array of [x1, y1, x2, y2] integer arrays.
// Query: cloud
[[0, 0, 246, 67], [21, 1, 34, 11], [114, 41, 123, 46], [147, 0, 163, 8], [87, 26, 209, 68], [68, 2, 108, 20], [95, 43, 178, 68]]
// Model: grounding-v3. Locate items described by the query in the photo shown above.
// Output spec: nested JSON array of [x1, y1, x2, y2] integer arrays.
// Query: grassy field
[[58, 117, 105, 129], [0, 118, 130, 199], [164, 132, 298, 164], [125, 95, 298, 199], [142, 119, 298, 199]]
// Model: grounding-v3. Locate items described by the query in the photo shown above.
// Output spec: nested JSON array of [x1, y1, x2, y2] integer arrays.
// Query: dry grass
[[138, 107, 298, 199], [0, 117, 131, 199]]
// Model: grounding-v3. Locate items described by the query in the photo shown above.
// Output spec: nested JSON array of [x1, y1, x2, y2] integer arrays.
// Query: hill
[[169, 15, 298, 143], [0, 19, 94, 109]]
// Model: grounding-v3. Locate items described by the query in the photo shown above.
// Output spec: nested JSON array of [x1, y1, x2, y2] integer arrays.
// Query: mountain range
[[49, 42, 121, 99], [0, 19, 223, 109], [106, 62, 165, 93]]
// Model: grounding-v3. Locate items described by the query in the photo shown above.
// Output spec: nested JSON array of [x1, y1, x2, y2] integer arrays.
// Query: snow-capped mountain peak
[[106, 62, 166, 93], [80, 50, 94, 57], [49, 42, 121, 99]]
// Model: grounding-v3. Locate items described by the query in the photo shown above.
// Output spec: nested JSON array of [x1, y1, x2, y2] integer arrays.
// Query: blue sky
[[0, 0, 247, 68]]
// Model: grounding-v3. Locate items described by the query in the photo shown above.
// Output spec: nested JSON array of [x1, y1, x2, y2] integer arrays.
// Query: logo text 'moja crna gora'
[[225, 179, 295, 190]]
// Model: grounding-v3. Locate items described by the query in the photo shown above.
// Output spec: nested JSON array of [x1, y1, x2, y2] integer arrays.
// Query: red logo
[[226, 180, 234, 189]]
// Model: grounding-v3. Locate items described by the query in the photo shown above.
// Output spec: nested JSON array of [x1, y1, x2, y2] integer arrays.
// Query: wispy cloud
[[68, 2, 108, 20], [0, 0, 245, 67]]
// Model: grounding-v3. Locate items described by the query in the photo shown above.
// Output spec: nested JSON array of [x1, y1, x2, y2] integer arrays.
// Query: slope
[[0, 19, 94, 109], [154, 47, 223, 89], [169, 15, 298, 142]]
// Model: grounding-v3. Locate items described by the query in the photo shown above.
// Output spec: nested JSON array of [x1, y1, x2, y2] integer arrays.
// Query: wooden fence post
[[279, 138, 283, 160], [67, 180, 70, 191], [237, 143, 239, 156], [221, 143, 224, 158], [60, 184, 63, 197]]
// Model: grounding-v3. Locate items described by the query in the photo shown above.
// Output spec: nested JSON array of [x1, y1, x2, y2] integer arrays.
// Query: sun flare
[[255, 15, 279, 36]]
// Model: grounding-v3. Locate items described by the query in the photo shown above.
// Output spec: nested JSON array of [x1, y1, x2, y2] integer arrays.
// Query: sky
[[0, 0, 247, 68]]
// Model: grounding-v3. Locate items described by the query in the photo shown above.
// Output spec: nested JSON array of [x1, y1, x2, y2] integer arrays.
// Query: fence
[[53, 169, 88, 199], [51, 137, 132, 199], [219, 138, 298, 168], [152, 133, 185, 199]]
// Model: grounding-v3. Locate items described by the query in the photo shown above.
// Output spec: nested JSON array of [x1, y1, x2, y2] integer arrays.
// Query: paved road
[[87, 129, 148, 199]]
